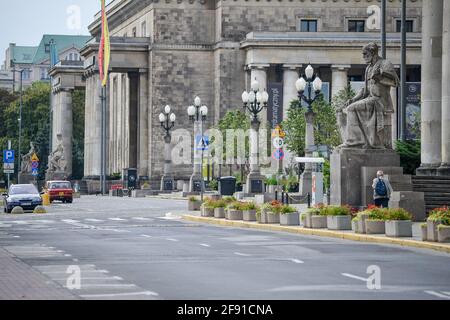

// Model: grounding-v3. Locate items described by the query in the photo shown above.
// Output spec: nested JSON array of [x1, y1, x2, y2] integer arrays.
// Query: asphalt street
[[0, 196, 450, 300]]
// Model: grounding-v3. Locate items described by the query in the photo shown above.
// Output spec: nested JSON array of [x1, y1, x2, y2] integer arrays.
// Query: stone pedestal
[[389, 191, 426, 222], [161, 175, 175, 191], [331, 148, 400, 207], [245, 172, 265, 194], [45, 171, 68, 182], [18, 173, 36, 185], [189, 174, 203, 193]]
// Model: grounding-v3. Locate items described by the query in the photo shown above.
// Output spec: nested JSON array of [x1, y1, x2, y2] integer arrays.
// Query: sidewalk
[[183, 214, 450, 255], [0, 247, 77, 300]]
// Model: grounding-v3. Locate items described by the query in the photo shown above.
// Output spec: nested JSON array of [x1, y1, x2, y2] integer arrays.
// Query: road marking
[[199, 244, 211, 247], [234, 252, 252, 257], [79, 291, 159, 298], [64, 254, 72, 257], [109, 218, 127, 222], [13, 236, 20, 238], [424, 291, 450, 299], [85, 219, 104, 223], [65, 284, 137, 289], [166, 238, 179, 242], [11, 221, 28, 225], [62, 219, 80, 224], [341, 273, 368, 282], [133, 217, 152, 221], [42, 270, 109, 275], [141, 235, 153, 238], [290, 259, 304, 264]]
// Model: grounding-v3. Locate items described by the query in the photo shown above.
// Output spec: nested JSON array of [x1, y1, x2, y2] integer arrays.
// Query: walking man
[[372, 170, 393, 208]]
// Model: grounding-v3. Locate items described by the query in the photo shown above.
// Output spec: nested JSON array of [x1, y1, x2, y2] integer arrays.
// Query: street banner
[[404, 82, 421, 140], [99, 0, 111, 87], [267, 82, 284, 129]]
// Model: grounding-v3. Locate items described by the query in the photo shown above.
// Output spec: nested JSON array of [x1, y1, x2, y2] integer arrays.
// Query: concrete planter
[[188, 201, 202, 211], [354, 214, 369, 234], [311, 216, 327, 229], [214, 207, 226, 219], [227, 209, 243, 221], [280, 213, 300, 226], [201, 206, 215, 217], [300, 214, 306, 227], [421, 224, 428, 241], [327, 215, 352, 230], [385, 220, 413, 238], [438, 226, 450, 243], [259, 211, 280, 224], [303, 212, 314, 228], [243, 210, 257, 222], [365, 220, 386, 234], [427, 220, 441, 242]]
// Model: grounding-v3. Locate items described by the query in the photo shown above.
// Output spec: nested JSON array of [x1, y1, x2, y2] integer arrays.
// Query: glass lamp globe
[[295, 78, 307, 92], [313, 77, 323, 92], [262, 91, 269, 103], [248, 91, 256, 103], [194, 96, 201, 107], [200, 105, 208, 116], [251, 80, 260, 92], [164, 105, 171, 114], [305, 65, 314, 80], [159, 113, 166, 123], [170, 113, 176, 123], [187, 105, 196, 117], [256, 92, 262, 103], [242, 91, 249, 103]]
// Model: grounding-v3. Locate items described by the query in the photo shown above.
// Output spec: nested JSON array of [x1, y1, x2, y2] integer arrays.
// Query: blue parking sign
[[3, 150, 14, 164]]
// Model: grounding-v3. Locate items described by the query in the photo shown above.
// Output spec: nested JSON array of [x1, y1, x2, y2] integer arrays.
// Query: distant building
[[2, 35, 91, 91]]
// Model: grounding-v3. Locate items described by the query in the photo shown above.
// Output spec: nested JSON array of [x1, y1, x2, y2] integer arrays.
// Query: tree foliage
[[395, 139, 421, 175]]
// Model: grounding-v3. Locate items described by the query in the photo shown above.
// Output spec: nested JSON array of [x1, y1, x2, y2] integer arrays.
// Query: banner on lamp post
[[267, 82, 284, 129]]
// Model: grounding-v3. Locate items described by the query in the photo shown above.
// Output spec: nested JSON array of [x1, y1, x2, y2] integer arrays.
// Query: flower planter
[[311, 216, 327, 229], [421, 224, 428, 241], [355, 214, 369, 234], [385, 220, 413, 238], [327, 215, 352, 230], [201, 206, 215, 217], [227, 209, 243, 221], [438, 226, 450, 243], [303, 212, 314, 228], [280, 213, 300, 226], [427, 220, 441, 242], [259, 211, 280, 224], [214, 207, 226, 219], [300, 214, 306, 227], [243, 210, 257, 222], [365, 220, 386, 234], [188, 201, 201, 211]]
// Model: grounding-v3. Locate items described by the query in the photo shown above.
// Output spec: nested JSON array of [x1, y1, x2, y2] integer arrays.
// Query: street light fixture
[[187, 96, 208, 201], [295, 64, 323, 196], [159, 105, 176, 191], [241, 80, 269, 194]]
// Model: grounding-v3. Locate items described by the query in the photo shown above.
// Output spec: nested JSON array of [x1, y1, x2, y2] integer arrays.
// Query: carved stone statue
[[337, 42, 399, 149], [48, 134, 67, 173], [21, 142, 36, 173]]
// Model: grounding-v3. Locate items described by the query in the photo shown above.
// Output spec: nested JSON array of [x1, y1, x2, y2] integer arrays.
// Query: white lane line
[[166, 238, 179, 242], [65, 284, 138, 289], [85, 219, 104, 223], [62, 219, 80, 224], [109, 218, 127, 222], [234, 252, 252, 257], [13, 236, 20, 238], [10, 221, 28, 225], [290, 259, 304, 264], [64, 254, 72, 257], [424, 291, 450, 299], [133, 217, 152, 221], [341, 273, 368, 282], [42, 270, 109, 275], [80, 291, 159, 298], [199, 244, 211, 247], [141, 235, 153, 238]]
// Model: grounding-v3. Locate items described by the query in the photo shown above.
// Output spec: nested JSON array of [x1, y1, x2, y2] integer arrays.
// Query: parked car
[[3, 184, 42, 213], [45, 181, 74, 204]]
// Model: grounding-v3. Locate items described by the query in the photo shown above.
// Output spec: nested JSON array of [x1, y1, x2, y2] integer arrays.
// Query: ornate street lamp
[[187, 96, 208, 201], [241, 80, 269, 194], [295, 64, 323, 196], [159, 105, 176, 191]]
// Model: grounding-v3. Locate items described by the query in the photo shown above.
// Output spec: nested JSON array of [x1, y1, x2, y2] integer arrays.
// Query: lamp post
[[187, 97, 208, 201], [295, 64, 323, 196], [241, 80, 269, 194], [159, 105, 176, 191], [12, 69, 27, 182]]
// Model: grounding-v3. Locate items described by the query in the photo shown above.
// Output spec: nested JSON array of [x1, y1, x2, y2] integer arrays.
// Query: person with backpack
[[372, 170, 393, 208]]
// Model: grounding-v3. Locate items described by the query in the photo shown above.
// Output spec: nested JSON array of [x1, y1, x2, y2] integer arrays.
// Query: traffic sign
[[273, 149, 285, 161], [31, 153, 39, 162], [32, 169, 39, 177], [196, 135, 209, 151], [272, 137, 284, 149], [4, 170, 14, 174], [272, 125, 286, 138], [3, 150, 14, 164], [31, 161, 39, 170], [3, 163, 14, 170]]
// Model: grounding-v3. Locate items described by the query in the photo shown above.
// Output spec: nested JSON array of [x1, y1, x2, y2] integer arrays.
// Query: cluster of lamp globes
[[295, 64, 323, 94], [159, 105, 177, 125], [188, 96, 208, 120], [241, 80, 270, 107]]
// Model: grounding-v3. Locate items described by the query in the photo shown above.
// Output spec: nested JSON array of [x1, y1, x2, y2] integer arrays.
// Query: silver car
[[3, 184, 43, 213]]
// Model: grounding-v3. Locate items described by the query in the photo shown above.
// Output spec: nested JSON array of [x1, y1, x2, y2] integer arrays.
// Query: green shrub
[[261, 201, 282, 214], [386, 208, 412, 221], [227, 201, 246, 210], [209, 179, 218, 191], [240, 202, 258, 211], [189, 196, 199, 202], [265, 175, 278, 186], [280, 205, 297, 215], [213, 199, 227, 209], [323, 206, 351, 216], [395, 140, 421, 175], [203, 198, 217, 209], [428, 207, 450, 226], [223, 196, 237, 204], [363, 207, 389, 221]]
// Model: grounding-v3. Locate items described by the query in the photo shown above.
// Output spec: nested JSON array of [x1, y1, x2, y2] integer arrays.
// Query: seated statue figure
[[48, 134, 67, 173], [337, 42, 399, 149]]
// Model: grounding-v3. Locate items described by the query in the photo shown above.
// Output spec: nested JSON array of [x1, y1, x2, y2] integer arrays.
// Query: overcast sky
[[0, 0, 112, 63]]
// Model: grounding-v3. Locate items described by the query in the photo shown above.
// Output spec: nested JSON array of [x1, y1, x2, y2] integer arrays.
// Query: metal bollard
[[307, 193, 311, 208], [275, 190, 278, 201]]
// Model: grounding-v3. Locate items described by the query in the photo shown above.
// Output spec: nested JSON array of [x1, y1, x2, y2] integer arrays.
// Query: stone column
[[246, 119, 265, 194], [161, 134, 175, 191], [299, 111, 316, 196], [189, 118, 203, 192], [249, 64, 269, 125], [439, 1, 450, 176], [59, 90, 73, 176], [138, 70, 149, 178], [417, 0, 443, 176], [331, 65, 350, 98]]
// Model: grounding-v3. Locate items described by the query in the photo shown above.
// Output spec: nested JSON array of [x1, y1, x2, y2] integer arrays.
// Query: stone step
[[413, 185, 450, 190], [413, 176, 450, 180]]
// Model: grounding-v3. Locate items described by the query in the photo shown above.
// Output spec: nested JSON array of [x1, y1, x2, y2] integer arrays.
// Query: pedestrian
[[372, 170, 393, 208]]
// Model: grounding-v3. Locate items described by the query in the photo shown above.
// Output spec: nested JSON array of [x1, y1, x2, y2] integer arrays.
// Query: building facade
[[62, 0, 423, 185]]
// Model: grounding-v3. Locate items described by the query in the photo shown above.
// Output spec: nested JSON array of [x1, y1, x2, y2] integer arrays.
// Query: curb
[[182, 215, 450, 255]]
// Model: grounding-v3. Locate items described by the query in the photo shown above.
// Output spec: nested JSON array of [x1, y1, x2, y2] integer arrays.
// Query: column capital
[[138, 68, 148, 74], [246, 63, 270, 71], [331, 64, 351, 71], [282, 64, 302, 71]]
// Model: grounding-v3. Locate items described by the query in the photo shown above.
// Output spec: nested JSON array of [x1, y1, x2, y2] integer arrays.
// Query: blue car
[[3, 184, 43, 213]]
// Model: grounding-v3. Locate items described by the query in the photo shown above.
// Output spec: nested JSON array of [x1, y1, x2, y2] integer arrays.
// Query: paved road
[[1, 196, 450, 300]]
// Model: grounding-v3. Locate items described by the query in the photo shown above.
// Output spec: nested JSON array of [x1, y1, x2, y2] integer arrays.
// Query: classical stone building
[[53, 0, 424, 188]]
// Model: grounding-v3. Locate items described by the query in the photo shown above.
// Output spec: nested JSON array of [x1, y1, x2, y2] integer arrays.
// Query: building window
[[132, 27, 137, 37], [348, 20, 365, 32], [40, 68, 48, 80], [300, 19, 317, 32], [22, 69, 31, 80], [141, 21, 147, 37], [396, 20, 414, 32]]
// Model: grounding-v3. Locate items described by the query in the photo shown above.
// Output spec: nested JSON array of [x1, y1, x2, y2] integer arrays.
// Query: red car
[[46, 181, 73, 203]]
